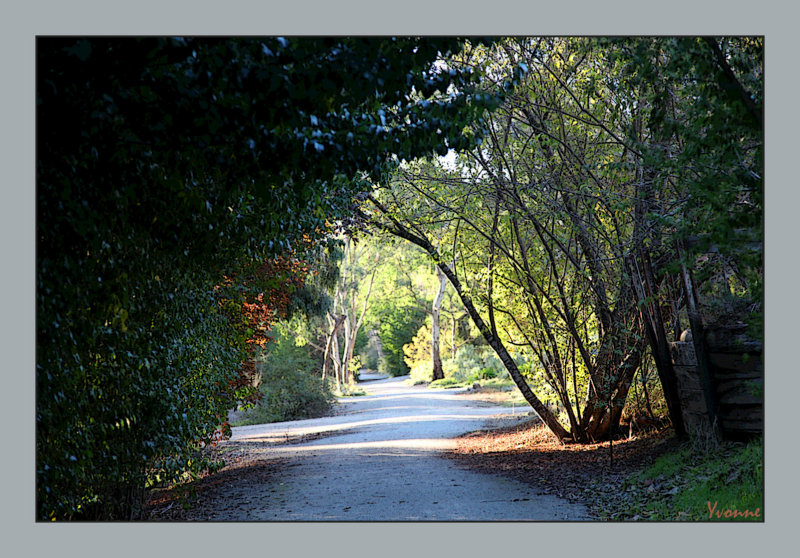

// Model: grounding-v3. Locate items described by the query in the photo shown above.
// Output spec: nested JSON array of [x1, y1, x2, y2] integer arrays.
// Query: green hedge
[[36, 36, 510, 520]]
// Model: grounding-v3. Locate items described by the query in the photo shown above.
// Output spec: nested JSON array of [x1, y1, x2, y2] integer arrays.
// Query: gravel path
[[170, 375, 591, 521]]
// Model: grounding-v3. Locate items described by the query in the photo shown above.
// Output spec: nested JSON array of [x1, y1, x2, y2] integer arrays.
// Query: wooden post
[[678, 243, 719, 438]]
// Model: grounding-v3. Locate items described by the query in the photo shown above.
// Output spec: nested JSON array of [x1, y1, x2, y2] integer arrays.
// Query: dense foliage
[[36, 36, 509, 520], [610, 37, 763, 327]]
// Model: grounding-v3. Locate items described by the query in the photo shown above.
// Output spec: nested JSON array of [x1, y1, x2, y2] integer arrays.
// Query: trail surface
[[191, 375, 591, 521]]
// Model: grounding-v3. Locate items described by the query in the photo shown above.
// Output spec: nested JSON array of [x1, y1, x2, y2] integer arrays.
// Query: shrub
[[468, 367, 498, 382], [332, 381, 367, 397], [405, 343, 509, 386], [236, 333, 334, 425], [443, 345, 506, 382], [348, 355, 362, 383], [377, 305, 427, 376], [403, 323, 433, 371], [408, 362, 433, 385], [36, 267, 255, 521]]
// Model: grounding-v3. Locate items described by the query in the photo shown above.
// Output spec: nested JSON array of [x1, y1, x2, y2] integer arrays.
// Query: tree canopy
[[36, 36, 513, 520]]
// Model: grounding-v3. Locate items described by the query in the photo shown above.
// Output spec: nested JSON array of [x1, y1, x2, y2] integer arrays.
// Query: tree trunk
[[579, 349, 643, 441], [335, 239, 377, 386], [331, 333, 342, 390], [341, 307, 352, 385], [576, 285, 646, 442], [323, 314, 346, 387], [625, 253, 687, 437], [322, 315, 344, 388], [679, 243, 720, 439], [430, 265, 447, 381]]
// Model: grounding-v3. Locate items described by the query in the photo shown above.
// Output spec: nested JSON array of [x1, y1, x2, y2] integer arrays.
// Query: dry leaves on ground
[[445, 418, 681, 520], [142, 441, 290, 520]]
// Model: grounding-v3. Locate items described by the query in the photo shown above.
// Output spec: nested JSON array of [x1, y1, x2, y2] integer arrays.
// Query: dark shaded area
[[446, 419, 681, 514], [143, 453, 289, 521]]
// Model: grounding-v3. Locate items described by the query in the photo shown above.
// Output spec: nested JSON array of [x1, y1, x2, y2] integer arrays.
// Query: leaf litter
[[444, 418, 682, 520]]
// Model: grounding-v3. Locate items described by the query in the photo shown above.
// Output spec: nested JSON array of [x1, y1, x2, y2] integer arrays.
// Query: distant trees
[[360, 236, 471, 380], [321, 236, 379, 389]]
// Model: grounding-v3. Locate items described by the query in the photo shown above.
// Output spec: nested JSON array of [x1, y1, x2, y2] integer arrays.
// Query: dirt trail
[[154, 376, 591, 521]]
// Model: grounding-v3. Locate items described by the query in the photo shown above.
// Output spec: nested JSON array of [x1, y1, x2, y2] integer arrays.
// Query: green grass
[[332, 383, 368, 397], [428, 377, 463, 389], [428, 377, 515, 390], [609, 436, 763, 521]]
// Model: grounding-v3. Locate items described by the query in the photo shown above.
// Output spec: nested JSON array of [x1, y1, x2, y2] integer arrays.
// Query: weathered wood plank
[[706, 325, 763, 354], [709, 352, 763, 374]]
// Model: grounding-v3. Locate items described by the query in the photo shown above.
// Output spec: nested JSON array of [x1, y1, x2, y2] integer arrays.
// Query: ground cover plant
[[609, 436, 763, 521]]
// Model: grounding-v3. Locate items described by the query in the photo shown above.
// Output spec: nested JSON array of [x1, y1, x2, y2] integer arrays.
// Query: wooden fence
[[669, 324, 763, 441]]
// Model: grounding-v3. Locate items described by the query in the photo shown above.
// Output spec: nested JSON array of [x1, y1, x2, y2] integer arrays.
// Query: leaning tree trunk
[[366, 198, 571, 441], [678, 242, 719, 438], [626, 252, 687, 437]]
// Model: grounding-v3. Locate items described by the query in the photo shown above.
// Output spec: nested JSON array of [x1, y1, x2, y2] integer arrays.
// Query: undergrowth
[[232, 335, 334, 426], [598, 436, 763, 521]]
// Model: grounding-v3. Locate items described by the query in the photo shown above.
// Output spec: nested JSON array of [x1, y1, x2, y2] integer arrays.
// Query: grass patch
[[603, 436, 763, 521], [429, 377, 528, 408], [405, 377, 428, 386], [429, 377, 463, 389], [332, 382, 368, 397], [480, 377, 515, 389], [428, 376, 515, 390]]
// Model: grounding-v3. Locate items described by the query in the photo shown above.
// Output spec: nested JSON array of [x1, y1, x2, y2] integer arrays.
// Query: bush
[[236, 333, 334, 425], [468, 367, 498, 382], [403, 323, 433, 371], [37, 267, 254, 521], [348, 355, 362, 383], [331, 381, 367, 397], [377, 305, 427, 376], [406, 344, 508, 386], [408, 362, 433, 385], [443, 345, 506, 383]]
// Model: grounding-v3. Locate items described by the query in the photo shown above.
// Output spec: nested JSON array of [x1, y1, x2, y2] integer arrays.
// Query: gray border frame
[[5, 1, 792, 556]]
